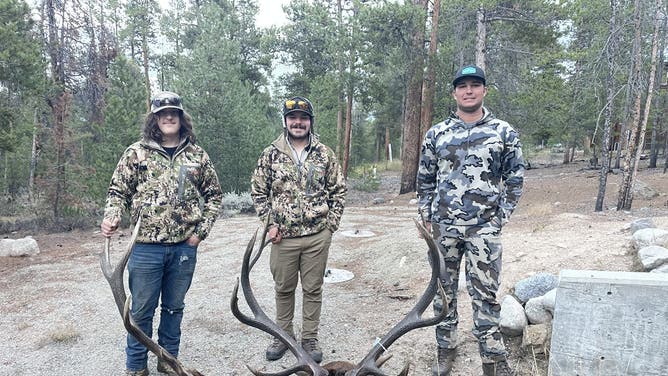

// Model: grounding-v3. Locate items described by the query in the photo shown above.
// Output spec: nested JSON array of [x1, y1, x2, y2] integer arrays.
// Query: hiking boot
[[482, 360, 515, 376], [266, 337, 289, 361], [432, 347, 456, 376], [301, 338, 323, 363], [125, 369, 149, 376], [156, 359, 176, 375]]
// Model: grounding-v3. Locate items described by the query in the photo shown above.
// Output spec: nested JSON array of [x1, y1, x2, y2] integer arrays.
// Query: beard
[[288, 132, 309, 141], [286, 124, 311, 141]]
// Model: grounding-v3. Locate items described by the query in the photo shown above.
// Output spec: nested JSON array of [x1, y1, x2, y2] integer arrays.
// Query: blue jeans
[[125, 242, 197, 371]]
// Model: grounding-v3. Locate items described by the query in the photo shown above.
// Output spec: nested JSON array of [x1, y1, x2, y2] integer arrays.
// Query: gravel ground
[[1, 160, 667, 375]]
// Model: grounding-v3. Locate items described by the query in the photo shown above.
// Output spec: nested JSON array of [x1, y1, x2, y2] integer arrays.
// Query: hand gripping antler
[[100, 218, 204, 376], [343, 219, 448, 376], [231, 216, 329, 376]]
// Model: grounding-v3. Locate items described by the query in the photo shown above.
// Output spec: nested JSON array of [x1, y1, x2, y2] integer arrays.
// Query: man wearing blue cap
[[416, 65, 525, 376]]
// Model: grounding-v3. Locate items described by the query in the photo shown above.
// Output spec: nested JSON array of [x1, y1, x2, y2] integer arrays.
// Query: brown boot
[[301, 338, 323, 363], [156, 359, 176, 375], [482, 360, 515, 376], [432, 347, 456, 376], [266, 337, 289, 361]]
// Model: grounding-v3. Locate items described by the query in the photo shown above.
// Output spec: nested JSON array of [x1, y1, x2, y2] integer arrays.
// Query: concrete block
[[549, 270, 668, 376]]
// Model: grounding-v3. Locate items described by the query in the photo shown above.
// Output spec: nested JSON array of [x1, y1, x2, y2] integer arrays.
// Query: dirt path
[[1, 160, 666, 375]]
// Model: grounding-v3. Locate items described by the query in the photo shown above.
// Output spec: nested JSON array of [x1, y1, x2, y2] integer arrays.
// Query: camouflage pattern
[[104, 137, 223, 243], [416, 107, 524, 227], [250, 134, 346, 239], [417, 108, 524, 362], [431, 223, 508, 362]]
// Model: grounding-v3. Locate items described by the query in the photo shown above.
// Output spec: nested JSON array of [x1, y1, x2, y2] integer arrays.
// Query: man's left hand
[[186, 235, 201, 247]]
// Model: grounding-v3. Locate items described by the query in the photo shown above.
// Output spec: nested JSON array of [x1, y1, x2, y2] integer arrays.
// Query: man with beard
[[250, 96, 347, 364], [417, 66, 524, 376]]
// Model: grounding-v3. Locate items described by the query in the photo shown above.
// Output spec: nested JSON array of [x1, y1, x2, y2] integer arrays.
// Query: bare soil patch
[[1, 160, 667, 375]]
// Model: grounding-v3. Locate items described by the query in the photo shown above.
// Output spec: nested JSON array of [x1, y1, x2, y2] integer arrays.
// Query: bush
[[221, 192, 255, 217]]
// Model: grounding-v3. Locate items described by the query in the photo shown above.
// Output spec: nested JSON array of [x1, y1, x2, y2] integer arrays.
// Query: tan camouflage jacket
[[104, 137, 223, 244], [251, 134, 346, 238]]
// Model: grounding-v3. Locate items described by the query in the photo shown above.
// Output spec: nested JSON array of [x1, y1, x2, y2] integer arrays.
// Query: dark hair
[[142, 110, 197, 144]]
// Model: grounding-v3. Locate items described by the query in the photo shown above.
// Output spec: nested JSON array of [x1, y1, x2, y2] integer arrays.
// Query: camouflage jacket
[[251, 134, 346, 239], [104, 137, 223, 244], [417, 107, 524, 228]]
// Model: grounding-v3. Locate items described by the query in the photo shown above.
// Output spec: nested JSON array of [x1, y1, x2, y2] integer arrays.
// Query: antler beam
[[231, 216, 328, 376], [100, 218, 203, 376]]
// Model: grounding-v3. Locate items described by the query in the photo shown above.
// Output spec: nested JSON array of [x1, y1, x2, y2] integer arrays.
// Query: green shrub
[[353, 174, 380, 192], [221, 192, 255, 217]]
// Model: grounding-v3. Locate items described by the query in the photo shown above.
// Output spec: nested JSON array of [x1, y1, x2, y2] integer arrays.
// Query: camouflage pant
[[432, 222, 508, 363]]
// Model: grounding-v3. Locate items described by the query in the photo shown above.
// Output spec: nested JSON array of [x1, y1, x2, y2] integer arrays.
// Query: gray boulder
[[499, 295, 527, 336], [0, 237, 40, 257], [629, 218, 655, 234], [638, 246, 668, 271], [632, 228, 668, 249], [525, 295, 553, 324], [632, 180, 659, 200], [513, 272, 559, 304], [650, 264, 668, 273], [521, 323, 552, 355], [542, 288, 557, 315]]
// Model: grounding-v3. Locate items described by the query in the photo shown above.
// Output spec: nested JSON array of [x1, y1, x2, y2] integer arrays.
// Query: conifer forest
[[1, 0, 667, 230]]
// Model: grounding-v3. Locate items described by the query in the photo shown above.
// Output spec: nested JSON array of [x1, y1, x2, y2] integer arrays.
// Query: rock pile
[[498, 217, 668, 356]]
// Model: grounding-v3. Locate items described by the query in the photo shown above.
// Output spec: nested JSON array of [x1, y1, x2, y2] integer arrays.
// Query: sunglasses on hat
[[284, 99, 310, 111]]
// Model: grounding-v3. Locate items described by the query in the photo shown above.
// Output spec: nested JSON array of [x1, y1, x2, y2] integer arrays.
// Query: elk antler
[[231, 217, 448, 376], [231, 216, 329, 376], [344, 219, 448, 376], [100, 218, 204, 376]]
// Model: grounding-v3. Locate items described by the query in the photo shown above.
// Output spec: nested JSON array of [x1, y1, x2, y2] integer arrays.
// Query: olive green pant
[[270, 229, 332, 339]]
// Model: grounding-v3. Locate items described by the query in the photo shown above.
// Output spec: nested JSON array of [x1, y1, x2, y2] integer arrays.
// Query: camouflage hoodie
[[417, 107, 524, 227], [104, 137, 223, 244], [251, 134, 346, 239]]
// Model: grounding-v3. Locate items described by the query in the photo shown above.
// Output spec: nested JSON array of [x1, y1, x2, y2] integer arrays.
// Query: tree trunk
[[475, 5, 486, 70], [142, 33, 151, 111], [45, 0, 70, 219], [335, 0, 344, 160], [649, 94, 664, 169], [420, 0, 440, 138], [595, 0, 617, 212], [399, 0, 427, 194], [342, 91, 353, 179], [617, 0, 660, 210], [385, 125, 391, 163], [664, 128, 668, 173], [29, 110, 40, 200], [562, 140, 570, 164], [336, 101, 344, 160], [649, 19, 667, 169]]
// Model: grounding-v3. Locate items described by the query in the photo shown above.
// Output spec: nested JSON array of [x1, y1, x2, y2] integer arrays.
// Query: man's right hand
[[268, 225, 282, 244], [101, 217, 120, 237]]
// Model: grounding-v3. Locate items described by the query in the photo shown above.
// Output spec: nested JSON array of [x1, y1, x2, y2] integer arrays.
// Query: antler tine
[[249, 215, 273, 270], [347, 219, 448, 376], [100, 218, 142, 316], [122, 295, 203, 376], [99, 219, 202, 376], [231, 219, 328, 376]]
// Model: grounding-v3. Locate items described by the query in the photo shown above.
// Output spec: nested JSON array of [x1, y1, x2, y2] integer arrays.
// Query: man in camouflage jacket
[[417, 66, 524, 376], [101, 91, 222, 376], [250, 96, 346, 364]]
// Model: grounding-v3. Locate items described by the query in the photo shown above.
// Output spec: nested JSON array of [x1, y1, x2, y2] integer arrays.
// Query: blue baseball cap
[[452, 65, 486, 86]]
